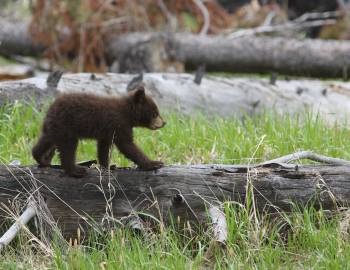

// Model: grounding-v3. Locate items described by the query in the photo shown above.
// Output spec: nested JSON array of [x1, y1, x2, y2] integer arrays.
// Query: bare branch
[[225, 11, 341, 39], [294, 11, 341, 22], [260, 151, 350, 166], [0, 201, 36, 251], [157, 0, 177, 31], [193, 0, 210, 35], [227, 19, 337, 39]]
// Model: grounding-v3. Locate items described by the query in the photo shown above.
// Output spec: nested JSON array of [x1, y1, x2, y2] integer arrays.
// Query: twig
[[0, 201, 37, 251], [85, 17, 129, 29], [157, 0, 177, 31], [260, 151, 350, 166], [225, 11, 341, 39], [192, 0, 210, 35], [227, 19, 336, 39], [293, 11, 341, 22]]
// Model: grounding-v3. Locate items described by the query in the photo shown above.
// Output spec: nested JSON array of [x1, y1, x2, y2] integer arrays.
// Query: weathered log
[[1, 72, 350, 126], [0, 19, 43, 57], [107, 32, 350, 78], [0, 161, 349, 238], [1, 17, 350, 78]]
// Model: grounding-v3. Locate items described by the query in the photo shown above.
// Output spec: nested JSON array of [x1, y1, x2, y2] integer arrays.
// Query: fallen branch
[[0, 201, 36, 251], [226, 19, 336, 39], [260, 151, 350, 166], [293, 11, 341, 22], [225, 11, 341, 39], [193, 0, 210, 36]]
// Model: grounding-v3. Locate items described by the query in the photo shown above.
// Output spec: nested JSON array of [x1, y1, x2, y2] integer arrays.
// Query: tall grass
[[0, 102, 350, 269]]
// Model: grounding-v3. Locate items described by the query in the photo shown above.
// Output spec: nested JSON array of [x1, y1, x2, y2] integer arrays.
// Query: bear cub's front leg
[[115, 140, 164, 171]]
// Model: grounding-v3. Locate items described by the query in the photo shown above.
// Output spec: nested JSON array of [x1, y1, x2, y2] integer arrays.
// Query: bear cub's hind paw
[[139, 160, 164, 171]]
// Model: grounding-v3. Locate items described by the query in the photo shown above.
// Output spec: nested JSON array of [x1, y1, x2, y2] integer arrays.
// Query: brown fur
[[32, 86, 166, 177]]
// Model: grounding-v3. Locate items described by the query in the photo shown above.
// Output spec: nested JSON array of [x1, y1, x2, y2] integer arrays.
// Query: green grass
[[1, 102, 350, 269], [1, 102, 350, 166]]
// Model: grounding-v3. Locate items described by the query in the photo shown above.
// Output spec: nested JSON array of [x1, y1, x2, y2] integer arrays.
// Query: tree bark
[[1, 72, 350, 126], [0, 163, 349, 238], [107, 32, 350, 78]]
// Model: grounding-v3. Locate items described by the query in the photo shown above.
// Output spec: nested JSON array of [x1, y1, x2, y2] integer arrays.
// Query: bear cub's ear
[[133, 86, 146, 103]]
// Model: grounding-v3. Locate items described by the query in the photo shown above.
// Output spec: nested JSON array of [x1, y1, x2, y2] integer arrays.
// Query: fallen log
[[1, 17, 350, 78], [0, 152, 350, 239], [107, 32, 350, 78], [1, 72, 350, 126], [0, 19, 43, 57]]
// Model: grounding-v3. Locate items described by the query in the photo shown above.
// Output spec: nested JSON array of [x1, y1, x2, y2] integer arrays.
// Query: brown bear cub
[[32, 86, 166, 177]]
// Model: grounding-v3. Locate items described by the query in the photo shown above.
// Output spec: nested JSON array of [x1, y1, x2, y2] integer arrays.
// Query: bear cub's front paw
[[139, 160, 164, 171]]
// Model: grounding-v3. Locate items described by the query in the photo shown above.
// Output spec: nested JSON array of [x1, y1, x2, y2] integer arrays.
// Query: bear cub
[[32, 86, 166, 177]]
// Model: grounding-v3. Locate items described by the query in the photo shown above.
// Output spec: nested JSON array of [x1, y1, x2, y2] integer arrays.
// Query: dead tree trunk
[[0, 19, 43, 57], [107, 32, 350, 78], [0, 159, 350, 238], [2, 17, 350, 78], [2, 72, 350, 126]]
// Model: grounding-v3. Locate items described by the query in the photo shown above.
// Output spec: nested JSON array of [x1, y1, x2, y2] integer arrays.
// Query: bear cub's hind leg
[[97, 139, 112, 169], [57, 139, 87, 178]]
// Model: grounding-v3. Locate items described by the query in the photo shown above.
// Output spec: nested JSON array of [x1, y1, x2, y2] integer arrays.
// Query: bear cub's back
[[44, 93, 128, 138]]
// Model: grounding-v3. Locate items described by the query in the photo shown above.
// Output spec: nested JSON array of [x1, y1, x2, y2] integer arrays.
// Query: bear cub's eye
[[153, 112, 158, 118]]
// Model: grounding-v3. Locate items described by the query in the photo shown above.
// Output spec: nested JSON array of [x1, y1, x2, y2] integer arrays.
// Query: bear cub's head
[[128, 86, 166, 130]]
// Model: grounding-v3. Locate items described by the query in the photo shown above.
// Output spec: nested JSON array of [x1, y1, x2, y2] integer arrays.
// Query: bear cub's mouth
[[150, 116, 166, 130]]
